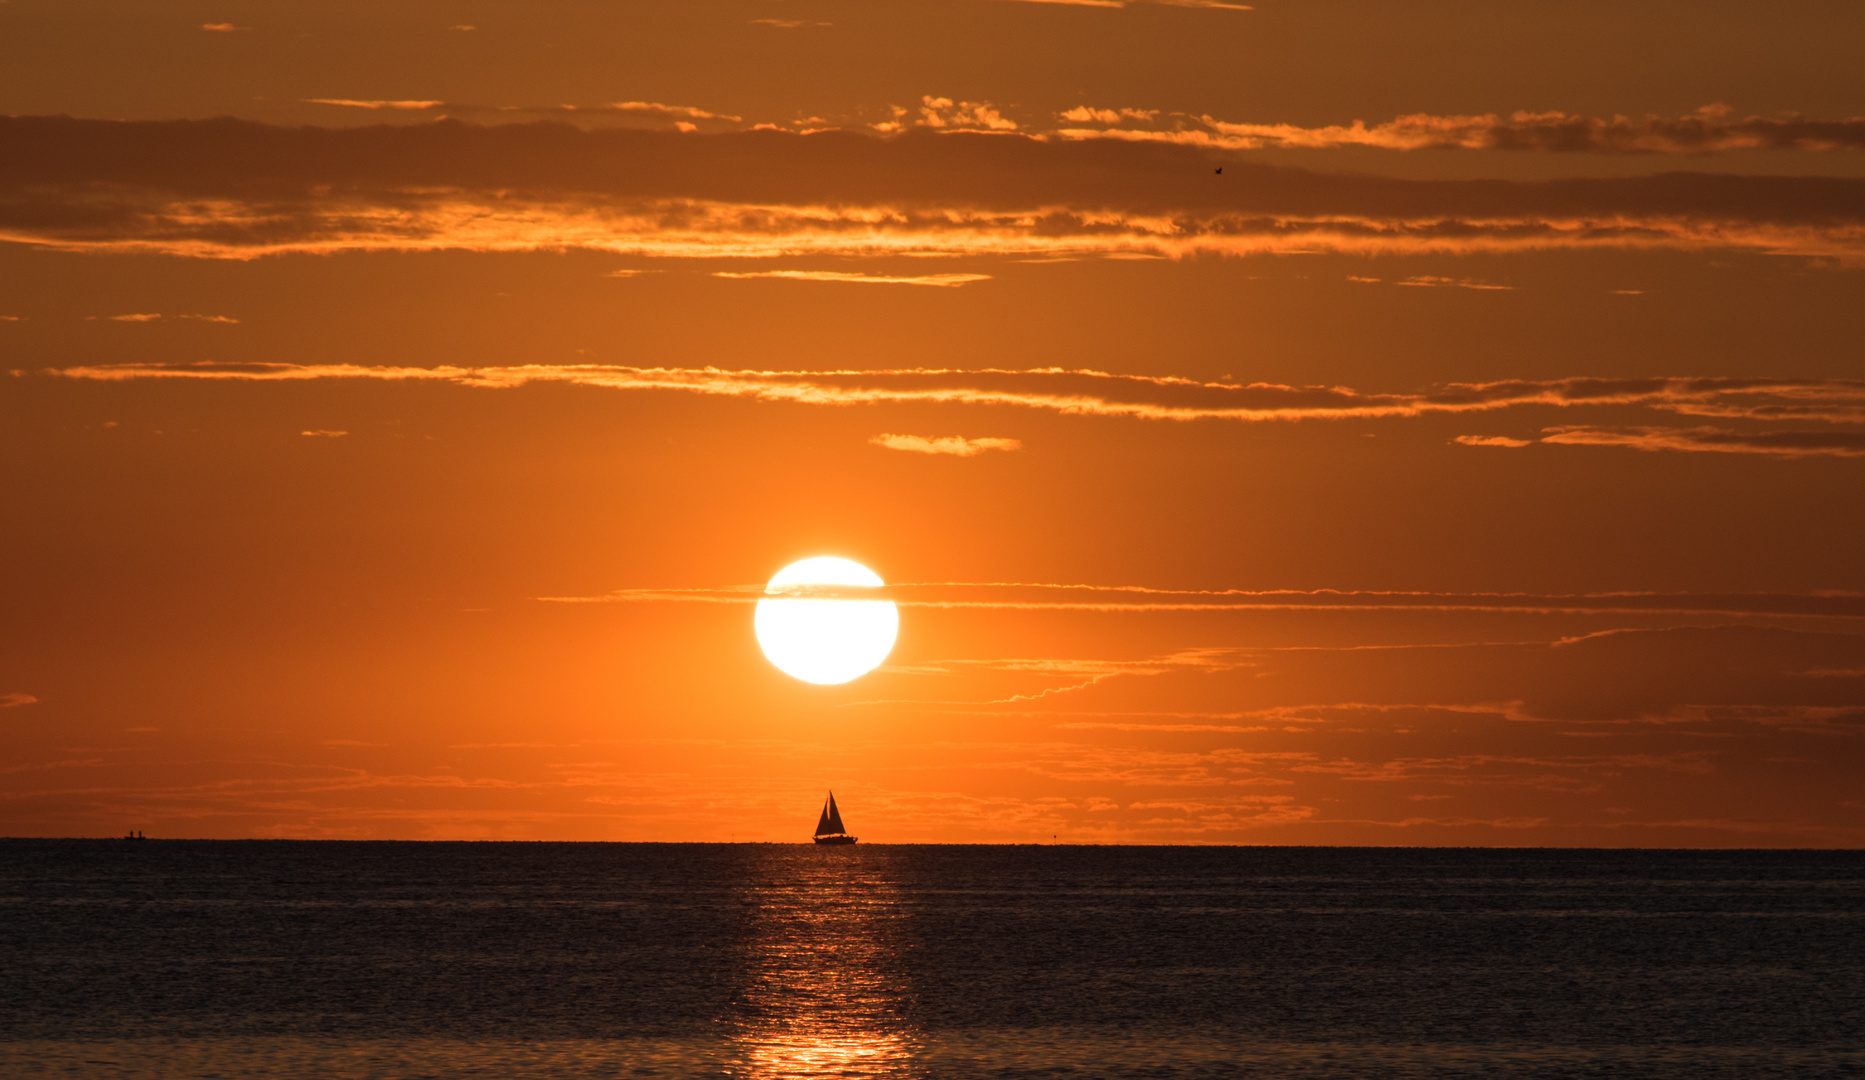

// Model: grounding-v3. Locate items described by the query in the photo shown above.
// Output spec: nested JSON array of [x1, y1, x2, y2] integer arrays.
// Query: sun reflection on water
[[730, 849, 915, 1078], [742, 1030, 912, 1078]]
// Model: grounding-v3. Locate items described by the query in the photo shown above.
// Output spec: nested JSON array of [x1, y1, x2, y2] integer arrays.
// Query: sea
[[2, 841, 1860, 1079]]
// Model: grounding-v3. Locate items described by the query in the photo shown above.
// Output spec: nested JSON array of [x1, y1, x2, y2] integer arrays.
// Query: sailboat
[[812, 791, 857, 845]]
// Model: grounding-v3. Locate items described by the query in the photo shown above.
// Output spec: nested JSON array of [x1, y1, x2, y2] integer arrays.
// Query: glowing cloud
[[916, 96, 1018, 131], [1454, 435, 1535, 448], [1539, 426, 1865, 457], [871, 434, 1023, 456], [309, 98, 451, 110], [711, 270, 991, 286], [45, 364, 1865, 430], [96, 313, 238, 323], [5, 119, 1864, 262]]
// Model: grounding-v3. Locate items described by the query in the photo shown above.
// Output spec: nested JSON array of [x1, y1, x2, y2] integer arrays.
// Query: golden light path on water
[[732, 852, 912, 1078]]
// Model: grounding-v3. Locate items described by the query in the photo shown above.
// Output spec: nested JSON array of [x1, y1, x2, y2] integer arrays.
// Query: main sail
[[825, 792, 846, 835], [814, 797, 835, 836]]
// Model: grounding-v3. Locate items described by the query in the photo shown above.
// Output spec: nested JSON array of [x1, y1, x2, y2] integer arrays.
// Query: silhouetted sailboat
[[812, 791, 857, 845]]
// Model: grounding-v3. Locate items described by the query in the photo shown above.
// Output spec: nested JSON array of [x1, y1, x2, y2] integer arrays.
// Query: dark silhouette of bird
[[1215, 167, 1222, 174]]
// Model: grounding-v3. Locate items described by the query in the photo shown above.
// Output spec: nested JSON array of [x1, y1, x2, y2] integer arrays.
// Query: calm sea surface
[[2, 842, 1860, 1078]]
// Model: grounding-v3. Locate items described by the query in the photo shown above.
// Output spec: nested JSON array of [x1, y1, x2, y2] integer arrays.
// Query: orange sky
[[2, 0, 1862, 845]]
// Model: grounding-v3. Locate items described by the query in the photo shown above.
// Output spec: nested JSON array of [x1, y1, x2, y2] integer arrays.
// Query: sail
[[814, 798, 835, 836], [825, 792, 846, 835]]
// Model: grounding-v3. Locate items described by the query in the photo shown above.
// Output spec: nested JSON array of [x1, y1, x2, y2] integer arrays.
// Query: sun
[[754, 557, 899, 685]]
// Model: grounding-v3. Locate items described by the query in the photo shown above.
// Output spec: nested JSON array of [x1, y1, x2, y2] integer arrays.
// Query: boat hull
[[813, 835, 858, 845]]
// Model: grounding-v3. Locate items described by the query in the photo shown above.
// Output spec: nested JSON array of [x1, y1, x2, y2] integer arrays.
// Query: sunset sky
[[3, 0, 1862, 845]]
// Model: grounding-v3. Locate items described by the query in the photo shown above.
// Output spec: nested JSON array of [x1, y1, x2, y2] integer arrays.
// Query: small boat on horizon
[[812, 791, 857, 845]]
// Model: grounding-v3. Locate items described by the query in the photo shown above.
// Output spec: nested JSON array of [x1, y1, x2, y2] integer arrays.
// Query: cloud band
[[4, 118, 1863, 261]]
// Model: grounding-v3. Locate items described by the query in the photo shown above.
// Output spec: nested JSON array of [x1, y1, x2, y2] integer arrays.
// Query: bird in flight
[[1215, 167, 1222, 175]]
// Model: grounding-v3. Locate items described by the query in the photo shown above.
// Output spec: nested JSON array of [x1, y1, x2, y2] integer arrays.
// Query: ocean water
[[2, 842, 1860, 1079]]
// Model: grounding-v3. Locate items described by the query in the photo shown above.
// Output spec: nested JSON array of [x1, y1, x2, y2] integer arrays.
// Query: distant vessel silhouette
[[123, 830, 146, 841], [812, 792, 857, 845]]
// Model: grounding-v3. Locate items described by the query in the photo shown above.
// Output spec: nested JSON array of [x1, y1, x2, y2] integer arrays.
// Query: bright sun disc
[[754, 557, 899, 685]]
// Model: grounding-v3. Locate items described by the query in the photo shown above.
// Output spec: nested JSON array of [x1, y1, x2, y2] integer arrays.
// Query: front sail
[[825, 792, 847, 835]]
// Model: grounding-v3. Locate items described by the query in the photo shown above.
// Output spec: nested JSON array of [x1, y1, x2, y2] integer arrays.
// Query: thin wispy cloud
[[871, 433, 1023, 456], [1539, 426, 1865, 457], [94, 313, 238, 324], [1, 693, 37, 708], [1394, 276, 1514, 291], [1060, 104, 1865, 154], [1455, 426, 1865, 457], [711, 270, 991, 286], [305, 99, 446, 111], [535, 581, 1865, 622], [303, 98, 742, 123], [1454, 435, 1535, 448], [47, 363, 1865, 430], [7, 118, 1862, 262]]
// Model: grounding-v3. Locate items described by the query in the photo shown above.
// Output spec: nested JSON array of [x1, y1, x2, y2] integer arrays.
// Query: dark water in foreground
[[2, 842, 1861, 1078]]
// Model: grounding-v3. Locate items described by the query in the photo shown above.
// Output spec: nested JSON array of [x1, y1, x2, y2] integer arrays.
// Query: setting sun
[[753, 557, 899, 685]]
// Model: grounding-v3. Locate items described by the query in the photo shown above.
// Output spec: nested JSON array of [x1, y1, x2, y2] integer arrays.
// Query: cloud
[[3, 119, 1864, 262], [45, 362, 1865, 433], [595, 101, 743, 122], [300, 429, 348, 437], [7, 627, 1857, 842], [749, 18, 829, 27], [1454, 435, 1534, 448], [538, 580, 1865, 624], [916, 96, 1019, 132], [1060, 106, 1160, 125], [1539, 426, 1865, 457], [1064, 104, 1865, 154], [306, 99, 446, 111], [867, 628, 1865, 766], [711, 270, 991, 286], [96, 313, 238, 324], [871, 433, 1023, 456], [200, 23, 250, 32], [1, 693, 36, 708], [303, 98, 743, 124], [1394, 275, 1514, 290]]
